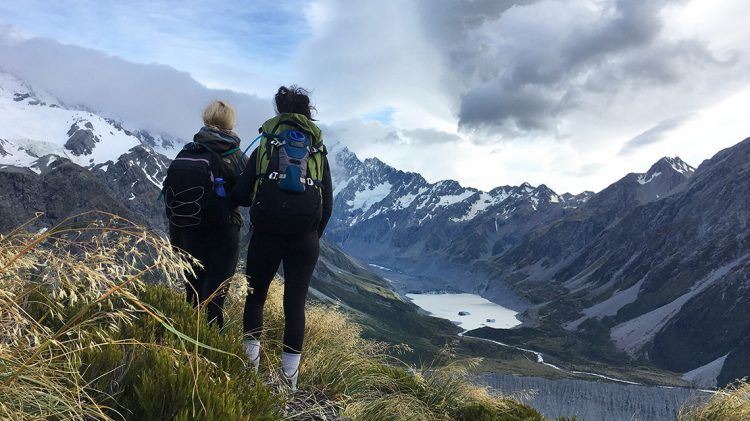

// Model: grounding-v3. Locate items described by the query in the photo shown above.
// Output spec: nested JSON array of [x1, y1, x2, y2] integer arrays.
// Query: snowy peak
[[0, 70, 182, 171], [620, 156, 695, 202], [662, 157, 695, 175], [639, 156, 695, 184], [329, 144, 584, 232]]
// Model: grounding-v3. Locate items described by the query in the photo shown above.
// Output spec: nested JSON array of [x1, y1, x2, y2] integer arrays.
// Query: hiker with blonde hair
[[162, 100, 248, 328]]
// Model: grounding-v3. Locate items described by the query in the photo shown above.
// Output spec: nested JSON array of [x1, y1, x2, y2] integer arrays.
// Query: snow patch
[[436, 190, 474, 207], [393, 187, 427, 209], [682, 354, 728, 388], [637, 171, 661, 185], [610, 256, 747, 354], [452, 193, 495, 222], [566, 279, 645, 331], [666, 157, 695, 174], [332, 176, 351, 197], [346, 182, 392, 212]]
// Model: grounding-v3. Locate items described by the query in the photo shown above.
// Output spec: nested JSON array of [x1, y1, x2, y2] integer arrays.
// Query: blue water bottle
[[215, 177, 227, 198]]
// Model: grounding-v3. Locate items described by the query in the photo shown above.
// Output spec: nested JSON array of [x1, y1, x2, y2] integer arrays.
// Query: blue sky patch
[[362, 107, 396, 125]]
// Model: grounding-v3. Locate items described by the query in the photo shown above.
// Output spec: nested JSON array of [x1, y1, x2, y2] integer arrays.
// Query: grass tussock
[[679, 380, 750, 421], [231, 280, 542, 420], [0, 212, 543, 420]]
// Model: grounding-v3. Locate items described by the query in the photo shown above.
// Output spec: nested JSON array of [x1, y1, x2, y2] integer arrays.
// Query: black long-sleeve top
[[231, 148, 333, 237]]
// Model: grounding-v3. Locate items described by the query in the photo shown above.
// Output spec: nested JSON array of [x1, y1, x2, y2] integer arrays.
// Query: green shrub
[[75, 285, 283, 420]]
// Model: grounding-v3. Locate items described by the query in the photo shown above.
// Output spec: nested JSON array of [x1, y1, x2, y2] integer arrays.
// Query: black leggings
[[243, 231, 320, 354], [169, 224, 240, 328]]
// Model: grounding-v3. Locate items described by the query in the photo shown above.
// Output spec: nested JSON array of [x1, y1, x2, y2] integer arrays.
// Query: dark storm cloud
[[619, 114, 693, 155], [418, 0, 724, 134], [418, 0, 541, 39]]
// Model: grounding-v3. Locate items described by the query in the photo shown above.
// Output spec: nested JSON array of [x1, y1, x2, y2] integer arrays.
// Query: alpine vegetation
[[0, 212, 542, 420], [679, 380, 750, 421]]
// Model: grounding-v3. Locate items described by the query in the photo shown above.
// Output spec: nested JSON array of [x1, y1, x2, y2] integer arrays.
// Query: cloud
[[401, 128, 462, 144], [0, 0, 313, 95], [322, 120, 462, 152], [1, 0, 748, 195], [619, 114, 693, 155], [0, 36, 271, 143], [444, 0, 728, 133], [294, 0, 745, 151], [292, 0, 454, 129]]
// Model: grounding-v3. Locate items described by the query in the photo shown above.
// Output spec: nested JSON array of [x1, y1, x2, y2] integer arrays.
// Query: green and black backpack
[[249, 116, 326, 235]]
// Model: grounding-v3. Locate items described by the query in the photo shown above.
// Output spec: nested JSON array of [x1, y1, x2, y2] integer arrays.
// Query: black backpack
[[250, 125, 325, 235], [162, 142, 231, 228]]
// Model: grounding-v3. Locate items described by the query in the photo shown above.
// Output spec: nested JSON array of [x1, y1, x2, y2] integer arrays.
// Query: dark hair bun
[[275, 85, 316, 120]]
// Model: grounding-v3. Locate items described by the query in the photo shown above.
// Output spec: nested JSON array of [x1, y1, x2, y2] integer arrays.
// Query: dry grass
[[0, 212, 191, 419], [224, 275, 541, 420], [0, 212, 542, 420], [679, 380, 750, 421]]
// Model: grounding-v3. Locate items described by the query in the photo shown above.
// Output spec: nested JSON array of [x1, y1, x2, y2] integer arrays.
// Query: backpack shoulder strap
[[190, 142, 227, 178], [252, 137, 276, 202], [220, 147, 241, 157], [255, 137, 274, 177]]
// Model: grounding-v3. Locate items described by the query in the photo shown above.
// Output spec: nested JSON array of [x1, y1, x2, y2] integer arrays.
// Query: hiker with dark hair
[[232, 85, 333, 390], [162, 100, 247, 329]]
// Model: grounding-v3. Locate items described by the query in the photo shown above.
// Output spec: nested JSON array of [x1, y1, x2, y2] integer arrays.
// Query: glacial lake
[[405, 293, 521, 330]]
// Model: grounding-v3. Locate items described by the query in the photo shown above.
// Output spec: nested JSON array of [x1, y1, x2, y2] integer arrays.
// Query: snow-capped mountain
[[0, 72, 179, 171], [0, 71, 181, 229]]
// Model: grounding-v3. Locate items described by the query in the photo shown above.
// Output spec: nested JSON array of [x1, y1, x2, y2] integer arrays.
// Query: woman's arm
[[230, 148, 258, 207], [317, 157, 333, 238]]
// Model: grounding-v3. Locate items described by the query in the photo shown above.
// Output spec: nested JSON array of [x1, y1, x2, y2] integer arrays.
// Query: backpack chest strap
[[268, 172, 316, 186], [270, 138, 320, 154]]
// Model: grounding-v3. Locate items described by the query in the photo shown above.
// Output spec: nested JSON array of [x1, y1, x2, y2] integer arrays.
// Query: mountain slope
[[477, 139, 747, 387], [483, 156, 695, 302]]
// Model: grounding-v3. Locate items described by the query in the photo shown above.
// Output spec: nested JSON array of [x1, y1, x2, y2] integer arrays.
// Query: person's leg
[[170, 225, 208, 309], [278, 231, 320, 389], [243, 231, 283, 370], [201, 224, 240, 329], [280, 231, 320, 354], [243, 232, 283, 339]]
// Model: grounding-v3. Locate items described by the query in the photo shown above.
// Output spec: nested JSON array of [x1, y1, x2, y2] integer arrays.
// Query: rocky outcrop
[[64, 121, 99, 156], [91, 145, 171, 231], [0, 157, 137, 232]]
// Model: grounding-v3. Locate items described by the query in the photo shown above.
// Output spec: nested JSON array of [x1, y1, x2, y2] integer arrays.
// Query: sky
[[0, 0, 748, 194]]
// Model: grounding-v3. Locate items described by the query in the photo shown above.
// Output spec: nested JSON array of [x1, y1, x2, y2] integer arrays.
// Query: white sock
[[281, 351, 301, 378], [244, 340, 260, 368]]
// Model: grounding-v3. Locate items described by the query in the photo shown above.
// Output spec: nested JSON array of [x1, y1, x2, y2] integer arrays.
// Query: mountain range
[[1, 69, 747, 388]]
